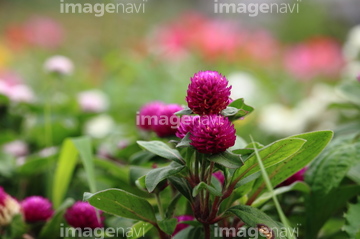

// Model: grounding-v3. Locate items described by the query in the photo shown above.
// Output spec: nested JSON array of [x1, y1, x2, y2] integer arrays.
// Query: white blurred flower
[[84, 114, 115, 138], [259, 84, 339, 136], [2, 140, 29, 157], [227, 72, 259, 105], [343, 25, 360, 61], [77, 90, 109, 113], [44, 55, 74, 75]]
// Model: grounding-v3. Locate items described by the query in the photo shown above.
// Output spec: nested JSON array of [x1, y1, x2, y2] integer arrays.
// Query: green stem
[[155, 192, 165, 220], [251, 136, 296, 239]]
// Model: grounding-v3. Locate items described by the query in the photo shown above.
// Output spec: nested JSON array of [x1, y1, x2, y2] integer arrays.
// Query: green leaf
[[145, 163, 185, 192], [52, 136, 97, 208], [52, 139, 78, 208], [232, 138, 306, 186], [9, 214, 27, 239], [172, 226, 203, 239], [208, 150, 243, 169], [176, 132, 192, 148], [227, 98, 255, 119], [305, 185, 360, 239], [306, 133, 358, 194], [17, 156, 56, 176], [338, 81, 360, 105], [137, 141, 185, 165], [165, 193, 182, 218], [38, 198, 74, 239], [221, 106, 239, 116], [135, 175, 147, 191], [72, 137, 97, 194], [192, 182, 222, 197], [158, 218, 178, 235], [127, 221, 153, 239], [168, 177, 193, 202], [252, 182, 310, 207], [227, 205, 293, 239], [249, 131, 333, 201], [343, 197, 360, 239], [175, 108, 193, 116], [347, 161, 360, 184], [84, 188, 157, 224]]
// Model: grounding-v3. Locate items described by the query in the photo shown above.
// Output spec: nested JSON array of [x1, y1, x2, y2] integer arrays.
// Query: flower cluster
[[21, 196, 54, 223], [137, 102, 183, 137], [177, 71, 236, 154]]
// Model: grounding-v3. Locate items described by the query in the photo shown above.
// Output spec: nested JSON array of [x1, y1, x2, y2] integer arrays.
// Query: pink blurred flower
[[2, 140, 29, 157], [24, 17, 64, 49], [137, 101, 165, 131], [21, 196, 53, 223], [284, 37, 344, 80], [278, 167, 307, 187], [44, 55, 74, 75], [77, 90, 109, 113], [213, 171, 225, 185], [0, 79, 35, 103], [173, 215, 194, 236], [65, 201, 104, 229], [152, 104, 183, 138]]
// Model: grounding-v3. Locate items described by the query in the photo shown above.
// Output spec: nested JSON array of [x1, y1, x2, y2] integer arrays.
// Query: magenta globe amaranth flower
[[65, 201, 104, 229], [176, 115, 200, 139], [21, 196, 53, 223], [137, 101, 165, 131], [152, 104, 183, 137], [186, 71, 231, 115], [173, 215, 194, 236], [190, 115, 236, 154], [213, 171, 225, 185], [0, 187, 21, 226], [278, 167, 307, 187]]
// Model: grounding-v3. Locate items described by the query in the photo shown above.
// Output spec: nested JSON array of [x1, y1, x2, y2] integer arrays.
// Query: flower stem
[[155, 192, 165, 220], [203, 223, 211, 239]]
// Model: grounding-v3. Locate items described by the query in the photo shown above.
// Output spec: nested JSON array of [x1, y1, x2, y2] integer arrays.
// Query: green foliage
[[137, 141, 185, 165], [343, 197, 360, 239], [84, 188, 157, 224]]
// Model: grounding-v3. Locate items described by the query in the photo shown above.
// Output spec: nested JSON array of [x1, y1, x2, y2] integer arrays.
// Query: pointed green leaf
[[137, 141, 185, 165], [158, 218, 178, 235], [192, 182, 222, 197], [249, 131, 333, 200], [208, 150, 243, 169], [232, 138, 306, 187], [127, 221, 153, 239], [343, 197, 360, 239], [84, 188, 157, 224], [145, 163, 185, 192]]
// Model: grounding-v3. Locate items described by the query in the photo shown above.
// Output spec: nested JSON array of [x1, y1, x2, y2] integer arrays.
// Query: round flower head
[[176, 115, 200, 139], [44, 55, 74, 75], [173, 215, 194, 236], [190, 115, 236, 154], [137, 101, 165, 131], [65, 201, 104, 229], [0, 187, 21, 226], [21, 196, 53, 223], [186, 71, 231, 115], [152, 104, 183, 137], [77, 89, 109, 113]]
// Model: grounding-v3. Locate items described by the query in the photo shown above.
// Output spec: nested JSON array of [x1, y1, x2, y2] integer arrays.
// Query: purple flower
[[44, 55, 73, 75], [190, 115, 236, 154], [173, 215, 194, 236], [357, 74, 360, 82], [64, 202, 104, 229], [186, 71, 231, 115], [137, 101, 165, 131], [176, 115, 199, 139], [278, 167, 307, 187], [21, 196, 53, 223], [213, 171, 225, 185], [0, 187, 21, 226], [152, 104, 183, 137]]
